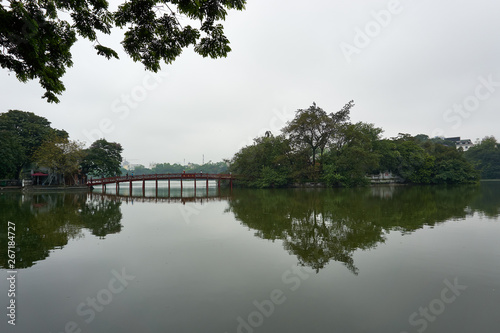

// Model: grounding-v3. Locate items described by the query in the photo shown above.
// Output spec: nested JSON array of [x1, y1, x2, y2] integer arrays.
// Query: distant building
[[121, 159, 131, 170], [121, 159, 141, 171], [445, 137, 474, 151], [367, 171, 405, 184]]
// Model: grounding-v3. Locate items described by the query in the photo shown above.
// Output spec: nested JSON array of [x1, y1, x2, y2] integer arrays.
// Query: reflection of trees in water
[[0, 192, 122, 269], [81, 197, 122, 238], [228, 184, 490, 274], [467, 181, 500, 218]]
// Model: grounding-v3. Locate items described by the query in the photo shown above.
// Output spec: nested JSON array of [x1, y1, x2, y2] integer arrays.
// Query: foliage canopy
[[0, 110, 67, 178], [33, 136, 86, 184], [81, 138, 123, 177], [229, 102, 480, 188], [0, 0, 246, 102], [465, 136, 500, 179]]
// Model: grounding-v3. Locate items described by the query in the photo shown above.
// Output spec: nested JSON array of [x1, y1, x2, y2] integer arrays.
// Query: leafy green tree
[[229, 134, 292, 187], [81, 139, 123, 177], [425, 140, 478, 184], [376, 134, 479, 184], [465, 136, 500, 179], [33, 136, 86, 184], [395, 138, 434, 184], [1, 0, 247, 102], [322, 122, 382, 187], [0, 130, 24, 178], [373, 139, 400, 173], [0, 110, 67, 177], [228, 112, 480, 187], [283, 101, 353, 180]]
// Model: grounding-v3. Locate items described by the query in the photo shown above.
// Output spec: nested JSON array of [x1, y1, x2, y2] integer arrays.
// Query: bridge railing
[[86, 173, 234, 186]]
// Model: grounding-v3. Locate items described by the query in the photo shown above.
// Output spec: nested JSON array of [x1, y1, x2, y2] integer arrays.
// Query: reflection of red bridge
[[88, 191, 232, 204], [87, 173, 235, 193]]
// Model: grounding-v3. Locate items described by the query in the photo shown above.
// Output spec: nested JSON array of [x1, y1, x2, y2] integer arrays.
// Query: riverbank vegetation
[[464, 136, 500, 179], [228, 102, 482, 188], [0, 110, 123, 184], [1, 107, 498, 187]]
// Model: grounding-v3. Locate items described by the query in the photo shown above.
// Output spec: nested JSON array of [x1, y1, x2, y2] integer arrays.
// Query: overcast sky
[[1, 0, 499, 167]]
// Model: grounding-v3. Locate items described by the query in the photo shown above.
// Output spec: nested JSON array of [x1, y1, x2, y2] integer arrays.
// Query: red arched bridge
[[87, 173, 235, 193]]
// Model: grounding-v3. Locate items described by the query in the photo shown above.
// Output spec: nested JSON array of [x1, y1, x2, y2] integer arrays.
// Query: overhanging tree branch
[[0, 0, 247, 102]]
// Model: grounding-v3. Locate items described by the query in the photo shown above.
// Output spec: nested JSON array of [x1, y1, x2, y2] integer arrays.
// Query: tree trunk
[[312, 148, 317, 182]]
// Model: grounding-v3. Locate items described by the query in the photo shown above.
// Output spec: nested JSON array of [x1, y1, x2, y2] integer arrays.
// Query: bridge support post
[[142, 178, 145, 196], [129, 181, 132, 196], [168, 178, 170, 197], [116, 181, 119, 193], [194, 174, 197, 192]]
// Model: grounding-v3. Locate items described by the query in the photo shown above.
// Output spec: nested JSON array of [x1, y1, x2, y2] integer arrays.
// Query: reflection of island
[[227, 184, 488, 274], [0, 192, 122, 269], [467, 181, 500, 218]]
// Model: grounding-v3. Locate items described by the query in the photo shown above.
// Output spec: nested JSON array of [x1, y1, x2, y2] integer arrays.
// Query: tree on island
[[465, 136, 500, 179], [283, 101, 353, 180], [0, 0, 247, 102], [230, 133, 292, 188], [0, 110, 67, 178], [33, 136, 86, 185], [322, 122, 382, 187], [229, 102, 480, 188], [81, 139, 123, 178]]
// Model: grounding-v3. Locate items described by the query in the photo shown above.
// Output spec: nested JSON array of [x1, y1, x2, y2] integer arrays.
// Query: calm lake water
[[1, 181, 500, 333]]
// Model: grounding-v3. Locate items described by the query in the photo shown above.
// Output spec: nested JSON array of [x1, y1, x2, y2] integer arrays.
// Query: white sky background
[[1, 0, 499, 166]]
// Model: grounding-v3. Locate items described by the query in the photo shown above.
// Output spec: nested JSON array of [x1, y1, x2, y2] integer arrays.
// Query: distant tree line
[[228, 102, 489, 188], [125, 161, 228, 176]]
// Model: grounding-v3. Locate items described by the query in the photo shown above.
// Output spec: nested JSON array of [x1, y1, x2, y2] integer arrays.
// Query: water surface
[[1, 182, 499, 333]]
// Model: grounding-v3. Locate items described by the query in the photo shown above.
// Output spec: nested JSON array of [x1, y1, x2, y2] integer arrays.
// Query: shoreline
[[22, 185, 90, 192]]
